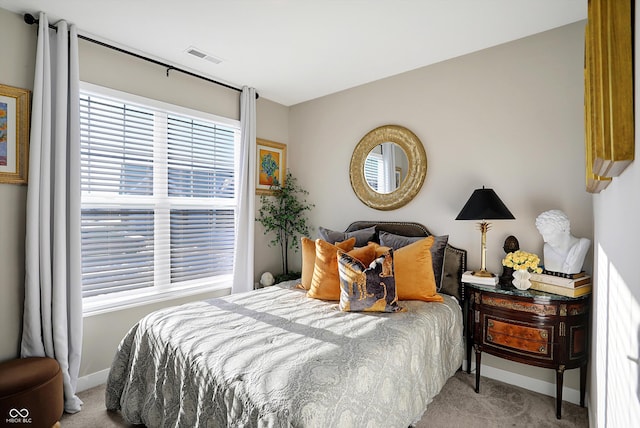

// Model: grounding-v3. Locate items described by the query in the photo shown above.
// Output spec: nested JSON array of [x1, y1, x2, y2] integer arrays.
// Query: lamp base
[[472, 269, 495, 278]]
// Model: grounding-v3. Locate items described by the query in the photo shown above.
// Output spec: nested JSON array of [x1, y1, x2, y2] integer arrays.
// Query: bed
[[105, 221, 467, 427]]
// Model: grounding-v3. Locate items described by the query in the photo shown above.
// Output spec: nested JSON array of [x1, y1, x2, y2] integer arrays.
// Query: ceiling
[[0, 0, 587, 106]]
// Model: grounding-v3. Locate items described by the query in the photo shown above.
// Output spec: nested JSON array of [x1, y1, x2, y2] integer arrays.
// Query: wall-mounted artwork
[[0, 84, 30, 184], [256, 138, 286, 195]]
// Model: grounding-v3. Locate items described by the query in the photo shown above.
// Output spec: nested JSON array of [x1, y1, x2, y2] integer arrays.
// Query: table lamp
[[456, 186, 515, 277]]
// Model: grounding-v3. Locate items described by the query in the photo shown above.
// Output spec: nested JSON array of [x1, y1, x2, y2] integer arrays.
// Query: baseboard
[[463, 360, 583, 406], [77, 368, 109, 392]]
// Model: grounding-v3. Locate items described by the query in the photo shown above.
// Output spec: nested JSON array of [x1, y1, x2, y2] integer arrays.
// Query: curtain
[[22, 13, 83, 413], [232, 86, 257, 293], [381, 142, 396, 193]]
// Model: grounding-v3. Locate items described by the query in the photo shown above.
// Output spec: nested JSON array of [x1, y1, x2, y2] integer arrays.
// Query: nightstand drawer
[[483, 316, 552, 359]]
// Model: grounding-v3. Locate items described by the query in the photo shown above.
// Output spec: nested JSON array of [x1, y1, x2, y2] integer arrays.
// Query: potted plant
[[256, 170, 314, 283]]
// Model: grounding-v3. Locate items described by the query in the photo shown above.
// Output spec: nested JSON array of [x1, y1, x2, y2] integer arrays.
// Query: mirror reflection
[[364, 143, 408, 194]]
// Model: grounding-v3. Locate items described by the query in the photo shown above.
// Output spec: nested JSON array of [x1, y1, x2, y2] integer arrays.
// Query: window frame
[[79, 82, 240, 316]]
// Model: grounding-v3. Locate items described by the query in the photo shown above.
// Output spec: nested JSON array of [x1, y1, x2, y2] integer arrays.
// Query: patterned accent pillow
[[337, 249, 404, 313], [379, 231, 449, 292], [318, 225, 376, 247]]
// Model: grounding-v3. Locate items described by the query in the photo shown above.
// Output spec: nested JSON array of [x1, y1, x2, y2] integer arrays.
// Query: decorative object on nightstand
[[529, 272, 592, 297], [529, 281, 592, 297], [456, 187, 515, 278], [501, 250, 542, 290], [535, 210, 590, 275], [512, 269, 531, 289], [462, 270, 498, 286], [499, 235, 520, 286]]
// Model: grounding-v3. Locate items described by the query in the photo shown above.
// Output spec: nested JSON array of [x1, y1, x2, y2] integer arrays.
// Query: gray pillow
[[318, 225, 376, 247], [440, 246, 462, 301], [379, 231, 449, 292]]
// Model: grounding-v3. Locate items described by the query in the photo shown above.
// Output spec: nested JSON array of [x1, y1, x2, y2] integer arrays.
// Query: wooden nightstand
[[464, 282, 590, 419]]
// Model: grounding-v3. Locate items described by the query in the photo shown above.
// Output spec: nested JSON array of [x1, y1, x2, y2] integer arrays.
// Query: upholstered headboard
[[344, 221, 467, 302]]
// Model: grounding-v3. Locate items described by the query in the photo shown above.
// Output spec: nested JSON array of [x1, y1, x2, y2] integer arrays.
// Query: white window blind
[[364, 152, 383, 192], [80, 86, 239, 301]]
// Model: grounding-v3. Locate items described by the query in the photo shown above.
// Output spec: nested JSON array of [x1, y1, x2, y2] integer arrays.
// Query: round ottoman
[[0, 357, 63, 428]]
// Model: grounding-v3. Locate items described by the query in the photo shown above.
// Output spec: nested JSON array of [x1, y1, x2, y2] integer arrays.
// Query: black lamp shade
[[455, 187, 515, 220]]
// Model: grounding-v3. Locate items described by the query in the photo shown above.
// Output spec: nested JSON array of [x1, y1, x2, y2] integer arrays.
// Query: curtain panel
[[22, 12, 83, 413], [232, 86, 257, 293]]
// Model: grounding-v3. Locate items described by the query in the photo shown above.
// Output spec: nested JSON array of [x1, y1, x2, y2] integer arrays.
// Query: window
[[80, 83, 240, 312], [364, 151, 383, 192]]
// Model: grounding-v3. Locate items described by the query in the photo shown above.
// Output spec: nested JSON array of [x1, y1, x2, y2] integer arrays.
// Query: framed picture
[[0, 84, 30, 184], [256, 138, 286, 195]]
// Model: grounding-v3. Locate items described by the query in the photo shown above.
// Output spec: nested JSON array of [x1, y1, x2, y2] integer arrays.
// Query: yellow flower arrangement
[[502, 250, 543, 273]]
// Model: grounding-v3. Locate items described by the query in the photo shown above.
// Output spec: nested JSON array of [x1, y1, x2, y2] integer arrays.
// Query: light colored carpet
[[61, 371, 588, 427], [418, 371, 588, 428]]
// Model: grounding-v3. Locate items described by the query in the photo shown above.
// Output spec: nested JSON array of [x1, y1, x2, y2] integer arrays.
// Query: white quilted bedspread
[[106, 282, 464, 427]]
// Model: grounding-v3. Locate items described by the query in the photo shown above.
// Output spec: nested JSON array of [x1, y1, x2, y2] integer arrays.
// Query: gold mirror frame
[[349, 125, 427, 210]]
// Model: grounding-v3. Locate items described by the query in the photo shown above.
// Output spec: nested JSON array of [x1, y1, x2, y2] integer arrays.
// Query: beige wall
[[0, 9, 35, 363], [254, 97, 290, 280], [289, 21, 591, 392], [0, 7, 289, 375], [79, 39, 240, 120]]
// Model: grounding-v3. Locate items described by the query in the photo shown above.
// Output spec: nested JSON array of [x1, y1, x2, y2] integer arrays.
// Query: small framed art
[[256, 138, 286, 195], [0, 83, 30, 184]]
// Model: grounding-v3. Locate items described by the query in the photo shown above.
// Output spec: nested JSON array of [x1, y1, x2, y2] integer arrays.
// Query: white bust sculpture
[[535, 210, 590, 274]]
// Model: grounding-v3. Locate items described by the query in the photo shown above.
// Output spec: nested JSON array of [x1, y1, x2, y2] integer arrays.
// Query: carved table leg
[[474, 344, 481, 393], [466, 346, 472, 374], [580, 363, 587, 407], [556, 365, 565, 419], [464, 294, 475, 374]]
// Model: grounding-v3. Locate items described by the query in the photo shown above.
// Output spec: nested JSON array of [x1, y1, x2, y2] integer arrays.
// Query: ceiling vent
[[185, 46, 222, 64]]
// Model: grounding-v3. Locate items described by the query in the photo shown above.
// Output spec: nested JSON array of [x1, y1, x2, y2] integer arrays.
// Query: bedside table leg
[[556, 365, 565, 419], [474, 345, 481, 393], [466, 298, 473, 374], [580, 363, 587, 407]]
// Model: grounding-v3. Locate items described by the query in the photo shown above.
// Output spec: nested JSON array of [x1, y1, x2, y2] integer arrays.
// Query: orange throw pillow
[[298, 237, 355, 290], [307, 240, 376, 300], [394, 236, 444, 302]]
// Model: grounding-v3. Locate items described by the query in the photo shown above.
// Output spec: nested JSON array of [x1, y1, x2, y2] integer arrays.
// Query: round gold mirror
[[350, 125, 427, 210]]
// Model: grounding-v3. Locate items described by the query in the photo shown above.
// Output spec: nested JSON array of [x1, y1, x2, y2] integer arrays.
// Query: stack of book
[[462, 271, 499, 286], [529, 271, 592, 297]]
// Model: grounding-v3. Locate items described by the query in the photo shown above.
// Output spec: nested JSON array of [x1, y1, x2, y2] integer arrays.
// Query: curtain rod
[[23, 13, 259, 99]]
